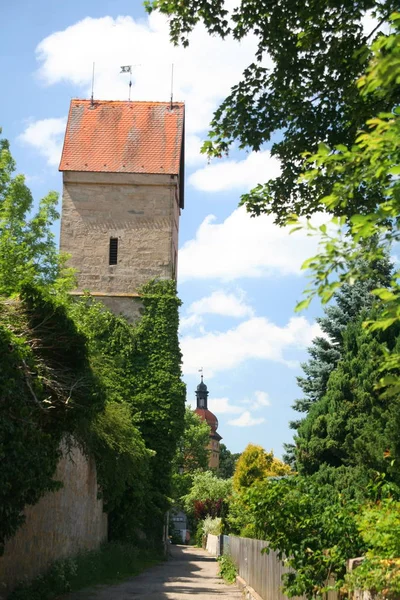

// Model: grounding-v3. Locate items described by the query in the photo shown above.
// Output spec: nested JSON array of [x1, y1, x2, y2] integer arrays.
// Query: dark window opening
[[109, 238, 118, 265]]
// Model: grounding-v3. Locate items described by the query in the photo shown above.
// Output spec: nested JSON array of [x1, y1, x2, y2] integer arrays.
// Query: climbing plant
[[69, 280, 186, 542], [0, 285, 104, 554]]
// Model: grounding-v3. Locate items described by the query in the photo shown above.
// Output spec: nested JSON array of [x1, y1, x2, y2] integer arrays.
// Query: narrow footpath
[[64, 545, 243, 600]]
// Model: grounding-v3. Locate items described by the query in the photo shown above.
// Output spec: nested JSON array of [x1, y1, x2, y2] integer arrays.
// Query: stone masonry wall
[[60, 171, 180, 295], [0, 443, 107, 596]]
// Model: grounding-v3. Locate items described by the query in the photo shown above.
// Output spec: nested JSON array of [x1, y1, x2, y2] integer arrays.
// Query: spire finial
[[199, 366, 203, 382]]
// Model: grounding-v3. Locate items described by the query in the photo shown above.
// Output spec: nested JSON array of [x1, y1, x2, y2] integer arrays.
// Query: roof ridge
[[70, 98, 185, 105]]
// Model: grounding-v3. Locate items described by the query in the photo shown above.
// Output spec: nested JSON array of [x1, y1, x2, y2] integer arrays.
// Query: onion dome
[[194, 408, 219, 433]]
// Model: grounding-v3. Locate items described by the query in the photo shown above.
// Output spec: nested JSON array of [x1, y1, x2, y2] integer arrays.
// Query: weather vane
[[198, 367, 203, 381], [120, 65, 141, 101]]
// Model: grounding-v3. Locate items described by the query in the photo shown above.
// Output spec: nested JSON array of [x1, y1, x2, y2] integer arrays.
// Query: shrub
[[345, 498, 400, 599], [203, 516, 222, 536], [195, 522, 204, 548], [217, 554, 237, 584]]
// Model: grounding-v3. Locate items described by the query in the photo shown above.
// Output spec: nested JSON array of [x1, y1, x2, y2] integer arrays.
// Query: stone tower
[[59, 99, 185, 322], [194, 377, 222, 469]]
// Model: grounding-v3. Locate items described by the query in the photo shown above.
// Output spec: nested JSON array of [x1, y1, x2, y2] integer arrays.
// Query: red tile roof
[[59, 99, 185, 176]]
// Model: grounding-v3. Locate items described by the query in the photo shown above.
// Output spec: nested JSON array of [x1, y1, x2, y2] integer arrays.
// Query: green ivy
[[68, 280, 186, 542], [0, 286, 104, 554]]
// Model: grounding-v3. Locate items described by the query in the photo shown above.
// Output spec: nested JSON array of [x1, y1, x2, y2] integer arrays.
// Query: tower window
[[109, 238, 118, 265]]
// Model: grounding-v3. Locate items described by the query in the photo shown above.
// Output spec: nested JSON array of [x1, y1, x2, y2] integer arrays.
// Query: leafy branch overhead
[[146, 0, 399, 223]]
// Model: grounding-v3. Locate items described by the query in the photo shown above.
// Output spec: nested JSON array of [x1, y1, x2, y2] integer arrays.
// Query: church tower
[[194, 376, 222, 469], [59, 99, 185, 322]]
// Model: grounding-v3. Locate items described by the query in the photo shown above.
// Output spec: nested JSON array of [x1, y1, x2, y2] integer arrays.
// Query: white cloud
[[228, 411, 265, 427], [189, 150, 281, 193], [186, 134, 208, 167], [208, 397, 243, 414], [18, 117, 67, 166], [179, 206, 328, 281], [179, 314, 203, 331], [243, 390, 271, 410], [34, 13, 269, 138], [181, 315, 322, 377], [188, 290, 254, 318]]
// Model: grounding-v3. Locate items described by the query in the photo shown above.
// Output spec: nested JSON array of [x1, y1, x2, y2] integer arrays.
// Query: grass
[[9, 541, 163, 600]]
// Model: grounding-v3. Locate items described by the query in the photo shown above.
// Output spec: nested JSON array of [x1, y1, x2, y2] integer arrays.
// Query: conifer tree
[[295, 256, 392, 417], [284, 255, 392, 465], [295, 315, 400, 483]]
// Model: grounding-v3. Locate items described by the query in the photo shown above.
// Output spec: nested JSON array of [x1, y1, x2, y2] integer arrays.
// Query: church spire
[[195, 373, 209, 409]]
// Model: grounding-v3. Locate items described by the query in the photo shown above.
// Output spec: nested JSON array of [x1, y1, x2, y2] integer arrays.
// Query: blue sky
[[1, 0, 328, 458]]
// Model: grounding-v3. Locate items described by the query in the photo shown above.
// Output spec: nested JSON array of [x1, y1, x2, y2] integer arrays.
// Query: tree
[[173, 406, 211, 473], [233, 444, 292, 492], [295, 259, 392, 416], [146, 0, 399, 223], [283, 254, 393, 466], [182, 471, 232, 516], [218, 444, 241, 479], [171, 406, 211, 504], [244, 475, 365, 598], [295, 314, 400, 484], [291, 16, 400, 392], [0, 132, 67, 294]]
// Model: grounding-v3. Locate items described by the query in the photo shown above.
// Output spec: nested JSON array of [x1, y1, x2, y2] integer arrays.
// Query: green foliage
[[0, 287, 104, 554], [171, 406, 211, 507], [228, 444, 292, 537], [294, 257, 392, 416], [218, 443, 241, 479], [68, 280, 185, 541], [345, 498, 400, 598], [217, 554, 237, 584], [146, 1, 398, 223], [202, 516, 222, 536], [173, 405, 211, 473], [170, 531, 183, 545], [87, 402, 153, 514], [182, 471, 232, 514], [244, 476, 366, 598], [295, 315, 400, 483], [291, 16, 400, 393], [194, 522, 204, 548], [233, 444, 292, 492], [8, 542, 162, 600], [0, 131, 72, 294]]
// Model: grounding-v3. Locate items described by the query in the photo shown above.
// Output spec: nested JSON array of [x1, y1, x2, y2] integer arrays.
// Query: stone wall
[[60, 171, 180, 295], [70, 292, 144, 325], [0, 443, 107, 596]]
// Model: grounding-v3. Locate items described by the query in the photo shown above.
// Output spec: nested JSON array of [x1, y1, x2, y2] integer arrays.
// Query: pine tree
[[295, 315, 400, 484], [295, 257, 392, 416], [283, 255, 392, 466]]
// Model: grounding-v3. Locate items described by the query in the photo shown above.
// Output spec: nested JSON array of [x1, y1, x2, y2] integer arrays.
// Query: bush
[[345, 498, 400, 599], [195, 522, 204, 548], [217, 554, 237, 584], [203, 516, 222, 536]]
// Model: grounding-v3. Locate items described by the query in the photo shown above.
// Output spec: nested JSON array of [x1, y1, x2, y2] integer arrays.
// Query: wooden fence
[[207, 534, 339, 600]]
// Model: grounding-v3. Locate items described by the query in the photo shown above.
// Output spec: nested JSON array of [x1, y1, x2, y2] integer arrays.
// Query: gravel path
[[63, 544, 242, 600]]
